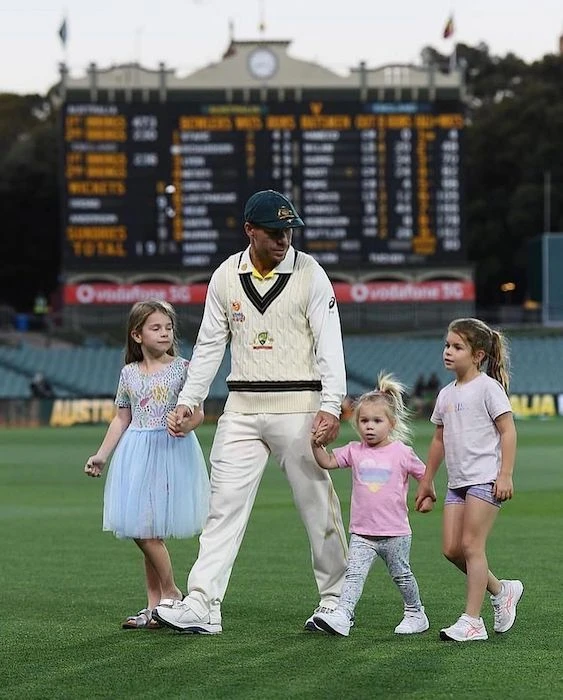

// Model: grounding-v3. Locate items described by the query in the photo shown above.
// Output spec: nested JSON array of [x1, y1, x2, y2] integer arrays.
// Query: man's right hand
[[166, 404, 193, 438]]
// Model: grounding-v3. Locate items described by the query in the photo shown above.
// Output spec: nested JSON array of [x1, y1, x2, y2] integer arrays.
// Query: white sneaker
[[394, 607, 430, 634], [440, 614, 488, 641], [153, 599, 222, 634], [312, 608, 352, 637], [304, 605, 336, 631], [491, 579, 524, 633]]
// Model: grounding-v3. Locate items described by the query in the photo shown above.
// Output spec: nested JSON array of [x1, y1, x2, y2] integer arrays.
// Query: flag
[[442, 15, 454, 39], [58, 18, 68, 47]]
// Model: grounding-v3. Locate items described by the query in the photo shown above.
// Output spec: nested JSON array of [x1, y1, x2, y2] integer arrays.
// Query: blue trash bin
[[14, 314, 29, 331]]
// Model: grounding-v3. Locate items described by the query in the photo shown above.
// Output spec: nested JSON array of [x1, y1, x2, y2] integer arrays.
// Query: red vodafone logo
[[76, 284, 95, 304]]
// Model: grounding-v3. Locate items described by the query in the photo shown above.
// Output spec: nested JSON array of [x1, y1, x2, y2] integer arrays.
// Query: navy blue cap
[[244, 190, 305, 229]]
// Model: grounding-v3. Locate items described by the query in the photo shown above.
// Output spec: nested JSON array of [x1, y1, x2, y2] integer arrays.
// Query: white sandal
[[157, 598, 182, 608], [121, 608, 161, 629]]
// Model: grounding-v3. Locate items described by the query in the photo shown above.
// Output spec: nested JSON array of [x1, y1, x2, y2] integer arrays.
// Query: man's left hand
[[311, 410, 340, 446]]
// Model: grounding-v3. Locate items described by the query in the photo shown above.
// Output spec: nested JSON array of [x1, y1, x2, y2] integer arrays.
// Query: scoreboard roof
[[54, 38, 463, 98]]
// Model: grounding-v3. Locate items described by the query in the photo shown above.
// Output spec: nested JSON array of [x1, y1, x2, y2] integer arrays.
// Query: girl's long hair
[[124, 300, 179, 364], [351, 372, 412, 443], [448, 317, 510, 392]]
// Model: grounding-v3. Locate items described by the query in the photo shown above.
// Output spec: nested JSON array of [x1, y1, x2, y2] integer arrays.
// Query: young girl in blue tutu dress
[[84, 300, 210, 629]]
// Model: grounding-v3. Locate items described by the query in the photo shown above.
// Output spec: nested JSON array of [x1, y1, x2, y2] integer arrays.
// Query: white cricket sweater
[[178, 246, 346, 416]]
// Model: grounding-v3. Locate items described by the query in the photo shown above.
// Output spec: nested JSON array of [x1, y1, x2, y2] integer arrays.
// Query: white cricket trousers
[[186, 411, 348, 620]]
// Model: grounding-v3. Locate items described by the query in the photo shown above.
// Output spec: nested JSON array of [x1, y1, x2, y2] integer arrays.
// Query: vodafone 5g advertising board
[[63, 280, 475, 306]]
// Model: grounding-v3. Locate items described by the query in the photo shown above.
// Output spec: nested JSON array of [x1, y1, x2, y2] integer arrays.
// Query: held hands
[[84, 454, 106, 478], [166, 404, 204, 438], [311, 410, 340, 447], [415, 480, 437, 513], [166, 405, 191, 437], [417, 496, 435, 513]]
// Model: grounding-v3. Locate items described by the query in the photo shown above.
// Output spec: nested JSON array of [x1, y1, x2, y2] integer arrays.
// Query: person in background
[[410, 374, 427, 417], [415, 317, 523, 642], [311, 373, 432, 637], [84, 300, 210, 629], [33, 292, 49, 331], [29, 372, 55, 398], [340, 395, 354, 421], [425, 372, 441, 398], [154, 189, 348, 635]]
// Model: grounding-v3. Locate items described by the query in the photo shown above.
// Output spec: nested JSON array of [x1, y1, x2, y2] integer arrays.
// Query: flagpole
[[258, 0, 266, 37], [544, 170, 552, 233], [450, 43, 457, 72], [134, 26, 144, 65], [442, 13, 455, 72]]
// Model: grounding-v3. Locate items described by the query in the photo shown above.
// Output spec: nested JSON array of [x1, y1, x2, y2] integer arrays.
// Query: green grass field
[[1, 420, 562, 699]]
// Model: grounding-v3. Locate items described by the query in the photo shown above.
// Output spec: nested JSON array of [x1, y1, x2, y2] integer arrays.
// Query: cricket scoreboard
[[61, 100, 464, 270]]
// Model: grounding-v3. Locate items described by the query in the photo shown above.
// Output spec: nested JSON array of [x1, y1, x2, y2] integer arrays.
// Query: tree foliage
[[0, 95, 60, 311], [424, 43, 563, 303]]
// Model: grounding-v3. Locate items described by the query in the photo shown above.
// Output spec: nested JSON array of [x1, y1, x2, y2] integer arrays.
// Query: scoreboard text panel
[[61, 101, 464, 270]]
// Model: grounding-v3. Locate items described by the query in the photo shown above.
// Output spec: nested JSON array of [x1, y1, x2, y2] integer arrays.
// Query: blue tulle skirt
[[103, 427, 210, 539]]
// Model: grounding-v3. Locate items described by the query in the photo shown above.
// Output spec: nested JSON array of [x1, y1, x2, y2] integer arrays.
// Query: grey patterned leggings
[[337, 533, 423, 619]]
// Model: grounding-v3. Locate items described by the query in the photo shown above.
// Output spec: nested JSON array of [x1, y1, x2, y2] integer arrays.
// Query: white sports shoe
[[312, 608, 352, 637], [491, 579, 524, 633], [394, 607, 430, 634], [440, 614, 488, 641], [152, 599, 222, 634], [304, 605, 336, 631]]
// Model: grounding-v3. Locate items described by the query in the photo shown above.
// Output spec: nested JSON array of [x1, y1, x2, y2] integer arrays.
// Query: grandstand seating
[[0, 343, 230, 400], [0, 363, 33, 399], [0, 345, 122, 398], [343, 335, 563, 396], [0, 335, 562, 399]]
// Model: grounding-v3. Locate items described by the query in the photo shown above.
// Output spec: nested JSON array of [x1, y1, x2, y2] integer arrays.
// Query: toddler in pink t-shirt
[[311, 373, 432, 637]]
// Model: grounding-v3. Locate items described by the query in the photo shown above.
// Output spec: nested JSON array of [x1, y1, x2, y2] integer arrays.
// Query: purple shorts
[[445, 483, 502, 508]]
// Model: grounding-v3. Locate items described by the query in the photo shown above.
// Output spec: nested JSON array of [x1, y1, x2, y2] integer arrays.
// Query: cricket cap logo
[[277, 206, 294, 221]]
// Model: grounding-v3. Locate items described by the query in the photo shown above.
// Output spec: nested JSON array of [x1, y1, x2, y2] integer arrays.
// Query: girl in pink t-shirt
[[415, 317, 523, 643], [311, 373, 432, 637]]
